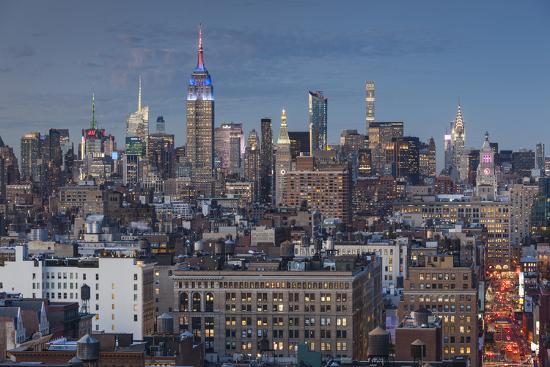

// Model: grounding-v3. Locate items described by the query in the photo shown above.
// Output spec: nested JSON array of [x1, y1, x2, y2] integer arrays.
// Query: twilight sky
[[1, 0, 549, 167]]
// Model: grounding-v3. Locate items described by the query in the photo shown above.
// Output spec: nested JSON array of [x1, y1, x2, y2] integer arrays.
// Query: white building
[[0, 245, 154, 339], [294, 235, 409, 295]]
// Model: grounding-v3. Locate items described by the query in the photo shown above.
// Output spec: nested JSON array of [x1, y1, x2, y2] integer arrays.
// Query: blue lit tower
[[186, 25, 215, 197]]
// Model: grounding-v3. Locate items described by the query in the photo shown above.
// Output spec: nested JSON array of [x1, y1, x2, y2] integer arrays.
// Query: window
[[192, 293, 201, 312]]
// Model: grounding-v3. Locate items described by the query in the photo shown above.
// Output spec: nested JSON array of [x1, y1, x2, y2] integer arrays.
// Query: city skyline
[[1, 1, 550, 166]]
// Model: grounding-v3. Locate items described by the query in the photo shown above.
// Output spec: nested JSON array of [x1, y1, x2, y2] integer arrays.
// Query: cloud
[[6, 45, 35, 58], [0, 67, 13, 73]]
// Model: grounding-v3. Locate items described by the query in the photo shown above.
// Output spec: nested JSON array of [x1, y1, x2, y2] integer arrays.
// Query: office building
[[156, 115, 166, 133], [385, 136, 421, 184], [449, 104, 468, 183], [243, 129, 260, 201], [147, 133, 175, 179], [260, 118, 273, 204], [172, 255, 383, 361], [214, 123, 244, 176], [419, 137, 436, 179], [512, 149, 535, 178], [368, 121, 404, 175], [186, 26, 215, 197], [20, 131, 42, 183], [126, 76, 150, 142]]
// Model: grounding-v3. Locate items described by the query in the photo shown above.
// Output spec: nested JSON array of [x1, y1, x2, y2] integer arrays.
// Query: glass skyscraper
[[308, 91, 328, 153]]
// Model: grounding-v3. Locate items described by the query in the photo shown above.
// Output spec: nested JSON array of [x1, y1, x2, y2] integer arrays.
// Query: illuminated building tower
[[20, 131, 42, 183], [444, 130, 452, 174], [260, 118, 273, 204], [126, 76, 150, 143], [308, 91, 328, 153], [214, 123, 244, 176], [275, 109, 292, 206], [186, 25, 214, 197], [385, 136, 421, 184], [450, 103, 468, 183], [420, 137, 436, 179], [368, 121, 403, 175], [475, 132, 498, 200], [243, 129, 261, 201], [365, 81, 375, 133], [80, 94, 107, 159]]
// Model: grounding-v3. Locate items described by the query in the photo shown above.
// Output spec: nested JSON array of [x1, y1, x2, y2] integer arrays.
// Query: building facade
[[171, 256, 383, 362], [186, 26, 215, 197], [399, 255, 479, 367]]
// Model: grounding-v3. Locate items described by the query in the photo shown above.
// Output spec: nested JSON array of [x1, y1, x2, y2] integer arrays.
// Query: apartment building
[[399, 254, 479, 367], [0, 245, 154, 339]]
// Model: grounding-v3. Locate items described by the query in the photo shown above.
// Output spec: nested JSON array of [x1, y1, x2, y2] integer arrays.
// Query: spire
[[277, 108, 290, 145], [196, 24, 205, 70], [91, 93, 97, 129], [138, 75, 142, 112], [454, 102, 464, 131]]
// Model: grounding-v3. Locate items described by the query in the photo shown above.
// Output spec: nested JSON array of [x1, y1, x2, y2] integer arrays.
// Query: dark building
[[512, 149, 535, 177], [467, 149, 479, 186], [147, 133, 175, 179], [531, 177, 550, 239], [385, 136, 420, 184], [288, 131, 310, 159], [260, 117, 273, 204]]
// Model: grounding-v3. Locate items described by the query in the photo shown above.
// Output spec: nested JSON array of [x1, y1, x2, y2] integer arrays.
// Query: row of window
[[177, 281, 351, 290], [224, 316, 348, 327]]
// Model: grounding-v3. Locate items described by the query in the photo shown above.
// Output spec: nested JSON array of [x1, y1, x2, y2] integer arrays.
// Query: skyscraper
[[368, 121, 404, 175], [260, 118, 273, 204], [214, 123, 244, 176], [20, 131, 42, 183], [243, 129, 260, 201], [308, 91, 328, 153], [156, 116, 166, 134], [450, 103, 468, 183], [126, 76, 150, 142], [80, 94, 106, 159], [365, 81, 375, 133], [275, 109, 292, 206], [536, 143, 545, 173], [186, 25, 214, 197]]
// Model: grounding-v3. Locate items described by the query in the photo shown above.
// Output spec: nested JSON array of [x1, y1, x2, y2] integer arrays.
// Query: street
[[483, 271, 534, 367]]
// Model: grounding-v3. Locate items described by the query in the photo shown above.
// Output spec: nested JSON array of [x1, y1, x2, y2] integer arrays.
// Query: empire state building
[[186, 25, 214, 197]]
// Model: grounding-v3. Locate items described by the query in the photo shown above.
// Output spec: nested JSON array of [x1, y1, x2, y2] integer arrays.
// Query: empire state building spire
[[196, 24, 205, 70]]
